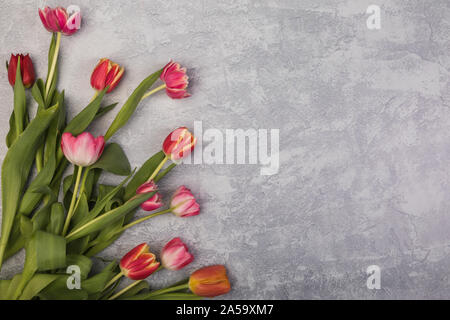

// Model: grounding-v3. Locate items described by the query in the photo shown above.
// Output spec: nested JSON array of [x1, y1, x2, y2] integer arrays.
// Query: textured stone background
[[0, 0, 450, 299]]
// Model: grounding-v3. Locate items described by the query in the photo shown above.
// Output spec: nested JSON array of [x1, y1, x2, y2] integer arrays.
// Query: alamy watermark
[[181, 121, 280, 176], [366, 5, 381, 30]]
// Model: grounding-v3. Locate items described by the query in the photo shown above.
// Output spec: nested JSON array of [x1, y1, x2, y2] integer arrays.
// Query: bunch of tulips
[[0, 6, 230, 300]]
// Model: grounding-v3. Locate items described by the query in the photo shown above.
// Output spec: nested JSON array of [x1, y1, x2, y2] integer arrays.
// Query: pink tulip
[[160, 61, 190, 99], [162, 127, 196, 161], [136, 181, 163, 211], [161, 238, 194, 271], [39, 6, 81, 36], [170, 186, 200, 217], [61, 132, 105, 167]]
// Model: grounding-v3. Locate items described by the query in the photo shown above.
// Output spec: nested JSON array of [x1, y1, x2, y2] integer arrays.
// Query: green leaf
[[85, 233, 122, 258], [66, 254, 92, 279], [46, 203, 65, 235], [74, 173, 132, 230], [94, 102, 118, 120], [25, 231, 66, 272], [90, 143, 131, 176], [0, 103, 59, 269], [64, 88, 107, 135], [12, 231, 66, 299], [146, 293, 203, 300], [66, 192, 155, 242], [6, 111, 17, 148], [13, 57, 27, 135], [82, 271, 115, 294], [38, 276, 88, 300], [119, 281, 150, 299], [71, 193, 89, 228], [19, 273, 60, 300], [31, 79, 45, 110], [104, 68, 163, 141], [124, 150, 165, 201], [19, 215, 34, 240], [5, 274, 22, 299], [0, 280, 12, 300]]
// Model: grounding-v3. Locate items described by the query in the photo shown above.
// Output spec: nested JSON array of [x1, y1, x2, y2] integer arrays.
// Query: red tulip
[[170, 186, 200, 217], [120, 243, 160, 280], [161, 238, 194, 271], [61, 132, 105, 167], [7, 54, 35, 88], [90, 58, 124, 93], [38, 6, 81, 36], [162, 127, 196, 161], [136, 181, 163, 211], [189, 265, 231, 297], [160, 61, 190, 99]]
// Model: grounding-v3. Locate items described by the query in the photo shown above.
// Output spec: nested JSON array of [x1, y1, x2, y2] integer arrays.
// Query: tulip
[[7, 54, 35, 88], [136, 181, 163, 211], [91, 58, 124, 93], [189, 265, 231, 297], [120, 243, 160, 280], [161, 238, 194, 271], [61, 132, 105, 167], [170, 186, 200, 217], [162, 127, 196, 162], [38, 6, 81, 36], [160, 61, 190, 99]]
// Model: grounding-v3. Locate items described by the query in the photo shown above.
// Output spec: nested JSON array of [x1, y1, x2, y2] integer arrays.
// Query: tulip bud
[[90, 58, 124, 93], [120, 243, 160, 280], [136, 181, 163, 211], [162, 127, 196, 161], [189, 265, 231, 297], [161, 238, 194, 271], [38, 6, 81, 36], [170, 186, 200, 217], [7, 54, 35, 88], [61, 132, 105, 167], [160, 61, 190, 99]]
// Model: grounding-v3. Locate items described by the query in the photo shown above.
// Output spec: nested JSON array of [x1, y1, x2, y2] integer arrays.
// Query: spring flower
[[162, 127, 196, 161], [61, 132, 105, 167], [90, 58, 124, 93], [120, 243, 160, 280], [160, 61, 190, 99], [170, 186, 200, 217], [7, 54, 35, 88], [136, 181, 163, 211], [161, 238, 194, 271], [38, 6, 81, 36], [189, 265, 231, 297]]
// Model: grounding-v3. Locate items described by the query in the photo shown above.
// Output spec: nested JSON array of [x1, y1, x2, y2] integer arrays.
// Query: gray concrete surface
[[1, 0, 450, 299]]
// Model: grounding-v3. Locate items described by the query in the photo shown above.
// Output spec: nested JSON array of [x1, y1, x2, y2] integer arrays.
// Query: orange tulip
[[189, 265, 231, 297]]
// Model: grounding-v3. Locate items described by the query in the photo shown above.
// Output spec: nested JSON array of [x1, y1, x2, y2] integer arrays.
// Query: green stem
[[141, 84, 166, 101], [119, 208, 172, 232], [104, 271, 123, 291], [154, 163, 177, 183], [72, 168, 90, 214], [109, 280, 144, 300], [45, 32, 61, 97], [147, 156, 168, 182], [144, 282, 189, 298], [62, 166, 83, 236]]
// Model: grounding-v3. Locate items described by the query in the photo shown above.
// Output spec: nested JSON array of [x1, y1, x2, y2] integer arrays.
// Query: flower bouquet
[[0, 6, 230, 300]]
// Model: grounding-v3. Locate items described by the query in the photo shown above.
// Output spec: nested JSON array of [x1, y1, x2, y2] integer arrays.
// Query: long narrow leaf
[[104, 69, 162, 141], [66, 192, 155, 242], [0, 103, 59, 269]]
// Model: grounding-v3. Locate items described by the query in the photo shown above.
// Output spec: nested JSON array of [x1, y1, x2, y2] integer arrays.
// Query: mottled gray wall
[[0, 0, 450, 299]]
